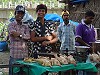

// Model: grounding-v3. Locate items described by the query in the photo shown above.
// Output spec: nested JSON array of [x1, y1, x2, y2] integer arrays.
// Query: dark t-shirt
[[76, 23, 96, 46], [30, 18, 55, 52]]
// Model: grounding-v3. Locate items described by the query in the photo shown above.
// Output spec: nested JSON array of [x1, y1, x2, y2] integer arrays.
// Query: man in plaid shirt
[[57, 10, 76, 75], [57, 10, 76, 54], [8, 5, 30, 75]]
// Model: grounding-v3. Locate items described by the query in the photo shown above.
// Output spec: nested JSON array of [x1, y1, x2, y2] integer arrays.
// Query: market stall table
[[13, 60, 98, 75]]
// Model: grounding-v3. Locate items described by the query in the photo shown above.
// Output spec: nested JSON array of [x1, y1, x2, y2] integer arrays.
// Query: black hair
[[85, 10, 95, 17], [36, 4, 47, 13]]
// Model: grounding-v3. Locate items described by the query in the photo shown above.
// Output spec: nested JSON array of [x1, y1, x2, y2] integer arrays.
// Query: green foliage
[[0, 22, 4, 32], [0, 22, 8, 41], [9, 11, 14, 19], [0, 0, 64, 8]]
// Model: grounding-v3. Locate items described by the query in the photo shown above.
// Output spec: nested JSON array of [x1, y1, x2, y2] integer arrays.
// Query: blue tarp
[[45, 13, 79, 26], [45, 13, 63, 23], [69, 20, 79, 26], [70, 0, 88, 4]]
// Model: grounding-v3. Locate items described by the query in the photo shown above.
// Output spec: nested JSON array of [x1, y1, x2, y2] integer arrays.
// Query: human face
[[37, 9, 46, 18], [85, 16, 94, 24], [15, 11, 24, 21], [62, 13, 69, 21]]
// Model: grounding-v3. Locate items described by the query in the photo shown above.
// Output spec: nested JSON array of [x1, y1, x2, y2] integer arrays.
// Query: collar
[[62, 20, 71, 26], [36, 17, 46, 22], [81, 19, 92, 28], [36, 17, 50, 26]]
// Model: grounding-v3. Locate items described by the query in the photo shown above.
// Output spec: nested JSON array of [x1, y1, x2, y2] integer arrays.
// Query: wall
[[69, 0, 100, 40]]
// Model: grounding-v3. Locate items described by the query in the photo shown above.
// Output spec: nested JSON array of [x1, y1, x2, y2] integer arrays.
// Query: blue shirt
[[57, 22, 76, 51]]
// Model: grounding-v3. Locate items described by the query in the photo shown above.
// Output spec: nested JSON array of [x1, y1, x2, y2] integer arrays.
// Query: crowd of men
[[7, 4, 96, 75]]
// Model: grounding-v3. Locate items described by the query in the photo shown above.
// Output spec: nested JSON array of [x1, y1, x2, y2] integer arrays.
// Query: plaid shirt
[[8, 21, 30, 59], [57, 22, 76, 51]]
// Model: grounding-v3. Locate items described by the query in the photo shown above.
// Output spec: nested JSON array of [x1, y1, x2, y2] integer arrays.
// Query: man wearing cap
[[8, 5, 30, 75], [57, 10, 76, 54]]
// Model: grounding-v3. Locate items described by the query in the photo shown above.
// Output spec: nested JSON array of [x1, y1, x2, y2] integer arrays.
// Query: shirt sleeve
[[48, 22, 56, 34], [76, 24, 83, 38], [22, 25, 30, 40], [8, 23, 16, 35], [28, 22, 35, 32], [57, 25, 62, 42]]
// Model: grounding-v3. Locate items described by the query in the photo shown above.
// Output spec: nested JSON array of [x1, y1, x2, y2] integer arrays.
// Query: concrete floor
[[0, 51, 9, 64], [0, 51, 9, 75]]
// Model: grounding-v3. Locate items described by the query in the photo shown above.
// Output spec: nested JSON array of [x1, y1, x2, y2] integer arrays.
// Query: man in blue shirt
[[57, 10, 76, 54]]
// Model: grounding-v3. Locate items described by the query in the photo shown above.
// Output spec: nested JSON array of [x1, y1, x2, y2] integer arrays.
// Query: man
[[9, 9, 34, 57], [57, 10, 76, 55], [75, 10, 98, 75], [75, 10, 96, 51], [8, 5, 30, 75], [30, 4, 58, 54]]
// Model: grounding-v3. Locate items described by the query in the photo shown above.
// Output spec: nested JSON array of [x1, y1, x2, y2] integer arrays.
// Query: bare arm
[[30, 31, 53, 42], [10, 31, 20, 37], [49, 33, 58, 44], [42, 32, 58, 46], [75, 37, 90, 47]]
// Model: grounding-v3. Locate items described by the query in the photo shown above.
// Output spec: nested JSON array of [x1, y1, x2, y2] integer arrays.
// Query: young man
[[30, 4, 58, 54], [75, 10, 96, 51], [8, 5, 30, 75], [57, 10, 76, 55]]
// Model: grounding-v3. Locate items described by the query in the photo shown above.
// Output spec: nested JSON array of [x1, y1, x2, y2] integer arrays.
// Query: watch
[[19, 34, 22, 38]]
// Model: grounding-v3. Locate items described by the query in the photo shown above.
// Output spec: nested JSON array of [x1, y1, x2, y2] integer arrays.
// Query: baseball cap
[[15, 5, 25, 13]]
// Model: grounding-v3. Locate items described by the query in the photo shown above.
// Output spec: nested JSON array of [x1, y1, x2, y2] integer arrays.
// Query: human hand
[[42, 41, 50, 46], [45, 35, 53, 41], [22, 43, 26, 48], [11, 31, 20, 37]]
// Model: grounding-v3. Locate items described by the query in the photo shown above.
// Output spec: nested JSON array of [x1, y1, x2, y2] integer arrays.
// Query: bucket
[[0, 41, 8, 52]]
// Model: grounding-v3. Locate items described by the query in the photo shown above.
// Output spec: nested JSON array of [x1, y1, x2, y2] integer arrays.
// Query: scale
[[75, 46, 90, 62]]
